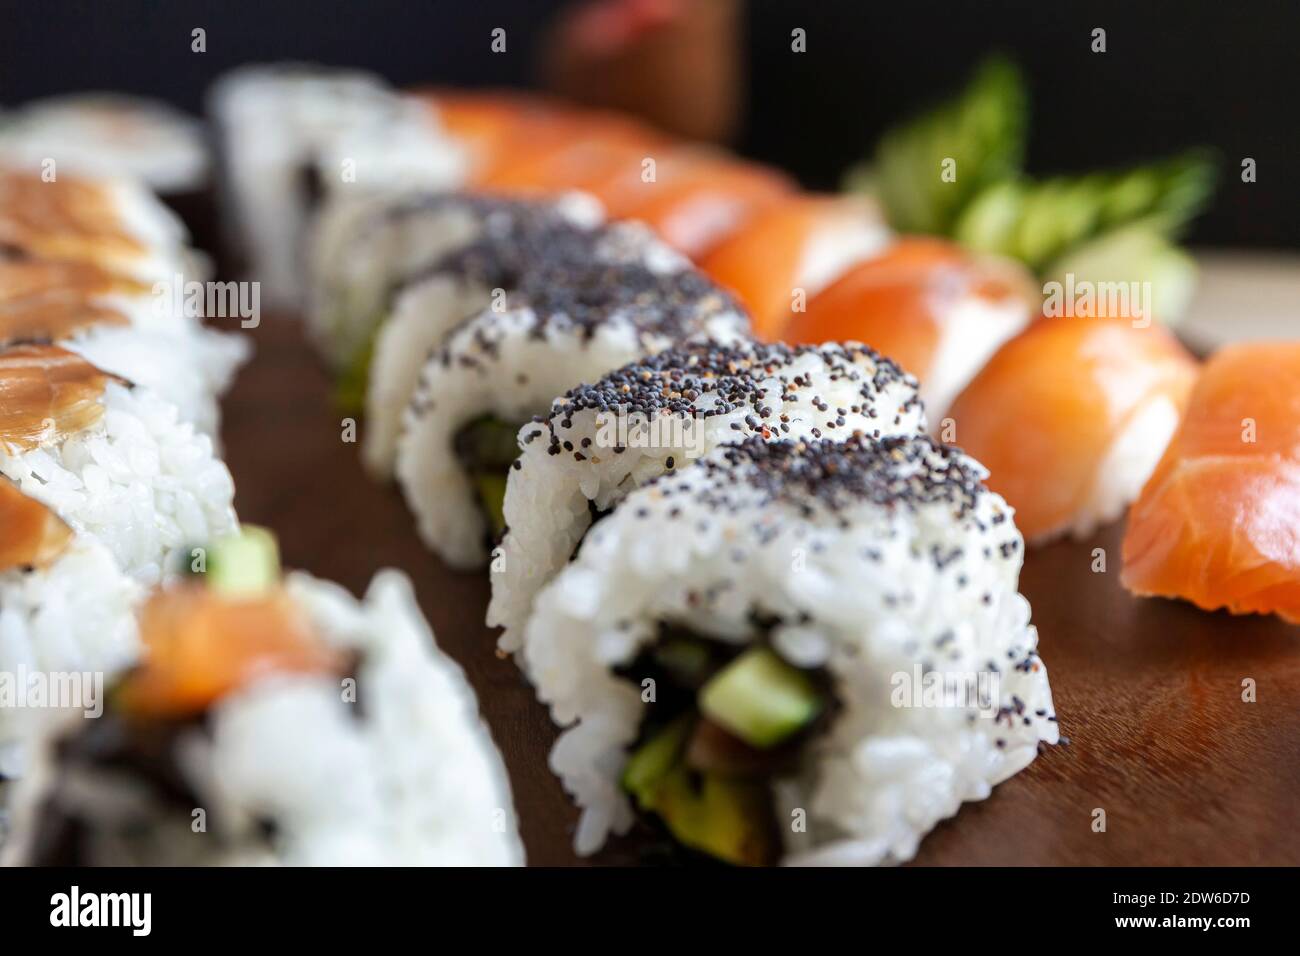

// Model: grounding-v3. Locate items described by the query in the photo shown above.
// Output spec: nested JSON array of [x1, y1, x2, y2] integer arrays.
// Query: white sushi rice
[[1064, 393, 1182, 543], [523, 435, 1059, 865], [0, 381, 238, 584], [1, 570, 523, 866], [395, 224, 749, 569], [0, 536, 141, 779], [488, 340, 927, 652]]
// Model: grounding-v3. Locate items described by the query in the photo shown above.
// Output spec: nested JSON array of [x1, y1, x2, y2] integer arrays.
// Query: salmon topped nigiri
[[945, 316, 1199, 544], [1122, 342, 1300, 623], [700, 194, 890, 339], [0, 343, 122, 453], [588, 147, 795, 258], [781, 238, 1034, 419], [0, 478, 73, 573]]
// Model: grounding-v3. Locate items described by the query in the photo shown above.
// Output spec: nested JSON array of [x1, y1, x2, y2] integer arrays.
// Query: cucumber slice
[[208, 525, 281, 598], [699, 648, 821, 749]]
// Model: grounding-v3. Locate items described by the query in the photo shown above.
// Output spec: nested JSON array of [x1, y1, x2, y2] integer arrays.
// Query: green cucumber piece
[[208, 525, 281, 598], [699, 648, 821, 749]]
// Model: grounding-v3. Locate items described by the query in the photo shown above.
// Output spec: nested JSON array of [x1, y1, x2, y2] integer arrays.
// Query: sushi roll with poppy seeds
[[0, 256, 249, 439], [209, 64, 465, 306], [308, 190, 602, 409], [2, 529, 523, 866], [524, 433, 1058, 866], [0, 480, 141, 779], [488, 339, 926, 652], [0, 344, 238, 584], [394, 222, 749, 569]]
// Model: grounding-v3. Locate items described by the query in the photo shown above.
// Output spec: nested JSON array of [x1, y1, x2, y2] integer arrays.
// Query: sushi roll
[[0, 256, 250, 438], [2, 530, 524, 866], [0, 343, 238, 583], [0, 166, 202, 284], [524, 433, 1058, 865], [700, 195, 891, 338], [782, 238, 1035, 421], [0, 93, 212, 245], [308, 190, 602, 380], [488, 339, 927, 651], [395, 222, 749, 569], [0, 480, 140, 778], [208, 64, 465, 305], [946, 316, 1198, 543], [1122, 341, 1300, 623]]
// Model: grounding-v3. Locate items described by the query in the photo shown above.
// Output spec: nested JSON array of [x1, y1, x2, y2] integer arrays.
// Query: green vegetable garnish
[[207, 525, 281, 598], [699, 648, 821, 749], [954, 151, 1216, 272], [851, 55, 1027, 235]]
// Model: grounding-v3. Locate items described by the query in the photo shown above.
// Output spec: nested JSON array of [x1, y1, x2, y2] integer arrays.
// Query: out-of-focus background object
[[1180, 251, 1300, 353], [540, 0, 742, 142]]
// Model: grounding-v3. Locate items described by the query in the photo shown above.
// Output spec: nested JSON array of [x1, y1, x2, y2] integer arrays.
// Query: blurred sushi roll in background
[[488, 339, 926, 652], [0, 94, 212, 244], [0, 481, 141, 779], [308, 190, 602, 386], [1122, 342, 1300, 623], [946, 316, 1199, 543], [0, 166, 206, 284], [524, 433, 1058, 865], [700, 194, 892, 338], [0, 257, 249, 438], [208, 64, 467, 306], [395, 221, 749, 568], [782, 238, 1036, 422], [0, 343, 238, 583], [2, 530, 524, 866]]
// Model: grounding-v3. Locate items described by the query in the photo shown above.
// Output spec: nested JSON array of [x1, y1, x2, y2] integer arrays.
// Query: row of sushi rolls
[[0, 57, 1293, 867]]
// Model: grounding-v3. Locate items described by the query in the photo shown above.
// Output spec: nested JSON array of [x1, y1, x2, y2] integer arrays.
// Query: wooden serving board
[[222, 313, 1300, 866]]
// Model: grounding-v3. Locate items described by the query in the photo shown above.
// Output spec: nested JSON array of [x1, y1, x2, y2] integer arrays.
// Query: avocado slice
[[650, 765, 777, 867], [652, 637, 717, 688], [473, 473, 509, 539], [334, 335, 376, 415], [699, 648, 821, 749], [207, 525, 281, 598], [622, 715, 692, 807]]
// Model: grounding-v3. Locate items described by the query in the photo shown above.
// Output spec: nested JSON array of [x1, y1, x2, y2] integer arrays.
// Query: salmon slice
[[699, 195, 888, 339], [0, 168, 145, 268], [945, 316, 1199, 543], [1122, 342, 1300, 623], [477, 126, 668, 196], [588, 147, 795, 258], [0, 343, 121, 453], [0, 257, 139, 343], [782, 238, 1034, 418], [119, 584, 345, 718], [0, 478, 73, 573]]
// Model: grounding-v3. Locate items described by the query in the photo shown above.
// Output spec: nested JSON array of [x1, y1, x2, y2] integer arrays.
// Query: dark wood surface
[[222, 313, 1300, 866]]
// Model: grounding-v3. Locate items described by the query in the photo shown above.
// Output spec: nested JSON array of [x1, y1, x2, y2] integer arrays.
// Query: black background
[[1, 0, 1295, 248]]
